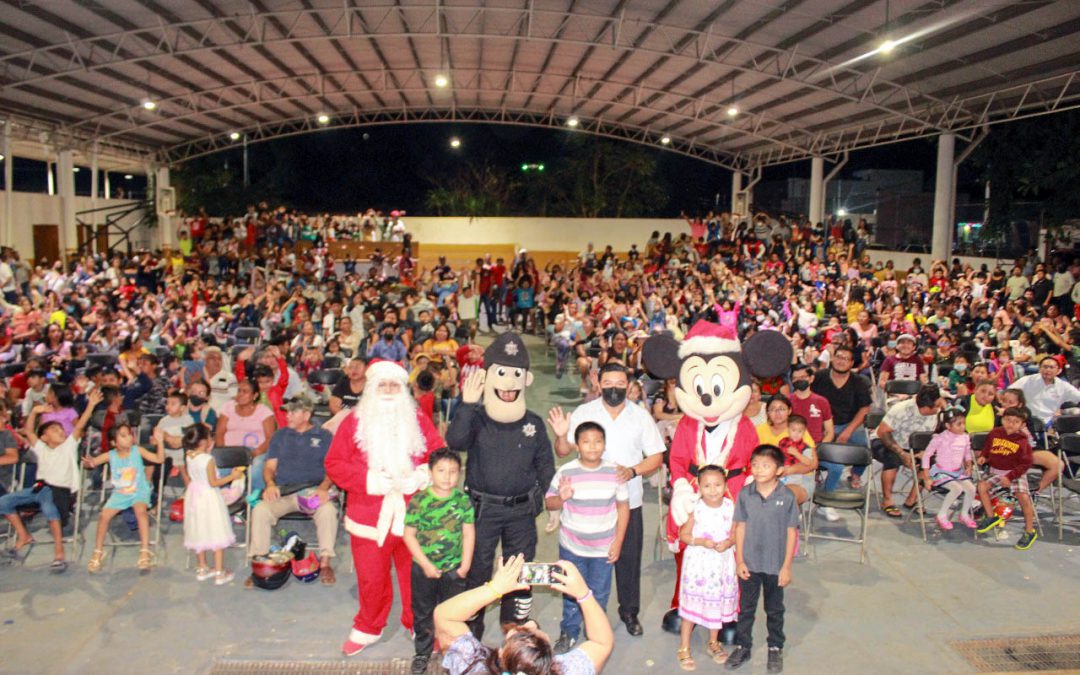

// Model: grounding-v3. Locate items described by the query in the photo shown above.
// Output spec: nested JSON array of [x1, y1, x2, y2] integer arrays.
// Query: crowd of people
[[1, 202, 1079, 674]]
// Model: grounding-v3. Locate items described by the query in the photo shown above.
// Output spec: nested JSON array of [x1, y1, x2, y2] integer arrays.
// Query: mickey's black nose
[[700, 393, 713, 406]]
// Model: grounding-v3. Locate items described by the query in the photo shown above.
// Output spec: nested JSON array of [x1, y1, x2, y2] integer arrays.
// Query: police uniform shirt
[[446, 403, 556, 499], [567, 398, 665, 510]]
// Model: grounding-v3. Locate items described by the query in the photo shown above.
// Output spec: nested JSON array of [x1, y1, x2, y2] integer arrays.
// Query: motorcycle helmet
[[295, 487, 338, 515], [169, 498, 184, 522], [250, 553, 292, 590], [291, 552, 321, 583]]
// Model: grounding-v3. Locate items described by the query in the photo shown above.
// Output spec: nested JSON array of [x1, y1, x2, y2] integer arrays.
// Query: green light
[[521, 164, 528, 171], [538, 164, 545, 171]]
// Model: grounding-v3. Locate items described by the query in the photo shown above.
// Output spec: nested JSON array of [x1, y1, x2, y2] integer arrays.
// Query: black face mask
[[792, 380, 811, 392], [601, 387, 627, 407], [188, 395, 208, 407], [382, 333, 394, 342]]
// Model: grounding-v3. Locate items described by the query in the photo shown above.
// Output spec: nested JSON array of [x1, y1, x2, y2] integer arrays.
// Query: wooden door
[[33, 224, 60, 264]]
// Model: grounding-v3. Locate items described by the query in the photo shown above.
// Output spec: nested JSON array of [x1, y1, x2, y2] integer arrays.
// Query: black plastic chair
[[0, 362, 25, 378], [807, 442, 874, 563], [211, 446, 253, 552], [86, 353, 118, 369], [230, 344, 254, 363], [233, 327, 261, 344], [885, 379, 922, 398], [322, 355, 343, 370], [309, 369, 344, 387]]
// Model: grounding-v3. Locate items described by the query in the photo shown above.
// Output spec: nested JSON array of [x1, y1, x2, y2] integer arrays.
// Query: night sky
[[3, 122, 977, 215]]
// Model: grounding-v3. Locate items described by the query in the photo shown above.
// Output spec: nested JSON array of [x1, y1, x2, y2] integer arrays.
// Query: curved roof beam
[[156, 107, 742, 170]]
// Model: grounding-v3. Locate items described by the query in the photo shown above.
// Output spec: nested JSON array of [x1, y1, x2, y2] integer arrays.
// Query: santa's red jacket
[[325, 408, 444, 544], [666, 414, 759, 543]]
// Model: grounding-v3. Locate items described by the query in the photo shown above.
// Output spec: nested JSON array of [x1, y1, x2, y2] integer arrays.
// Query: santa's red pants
[[350, 533, 414, 635], [671, 547, 684, 609]]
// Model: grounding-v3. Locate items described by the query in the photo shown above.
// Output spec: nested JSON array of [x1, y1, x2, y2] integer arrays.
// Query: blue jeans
[[820, 422, 868, 492], [0, 485, 61, 522], [558, 545, 613, 640]]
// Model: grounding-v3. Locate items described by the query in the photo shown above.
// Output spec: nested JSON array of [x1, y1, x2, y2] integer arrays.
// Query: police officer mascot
[[446, 332, 555, 638]]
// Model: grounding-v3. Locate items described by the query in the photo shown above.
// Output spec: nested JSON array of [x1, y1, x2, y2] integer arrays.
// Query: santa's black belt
[[468, 488, 533, 506], [688, 465, 744, 478]]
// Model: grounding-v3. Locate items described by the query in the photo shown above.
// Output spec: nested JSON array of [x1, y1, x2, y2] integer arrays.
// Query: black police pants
[[735, 571, 786, 650], [411, 563, 467, 657], [466, 499, 537, 639], [615, 506, 643, 618]]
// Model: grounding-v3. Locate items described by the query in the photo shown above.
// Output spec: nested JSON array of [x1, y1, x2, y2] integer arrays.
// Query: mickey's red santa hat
[[678, 321, 740, 359]]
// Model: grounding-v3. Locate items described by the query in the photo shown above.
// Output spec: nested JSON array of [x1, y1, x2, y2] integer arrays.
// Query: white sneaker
[[195, 567, 216, 581], [821, 507, 841, 522], [214, 569, 235, 585]]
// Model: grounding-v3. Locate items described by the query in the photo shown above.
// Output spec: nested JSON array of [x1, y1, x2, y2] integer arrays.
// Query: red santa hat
[[679, 320, 741, 359], [365, 358, 408, 385]]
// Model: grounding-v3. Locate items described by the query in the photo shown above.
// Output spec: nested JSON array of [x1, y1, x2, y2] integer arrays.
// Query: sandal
[[677, 647, 696, 671], [903, 501, 925, 516], [87, 548, 106, 573], [881, 505, 902, 518], [196, 567, 216, 581], [320, 565, 336, 586], [137, 548, 154, 570], [50, 559, 68, 574], [707, 640, 728, 664]]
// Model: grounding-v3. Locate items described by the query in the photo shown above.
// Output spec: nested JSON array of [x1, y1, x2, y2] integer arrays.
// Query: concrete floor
[[3, 332, 1079, 674]]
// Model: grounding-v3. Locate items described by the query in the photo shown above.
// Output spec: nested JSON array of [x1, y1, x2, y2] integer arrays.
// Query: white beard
[[353, 389, 425, 479]]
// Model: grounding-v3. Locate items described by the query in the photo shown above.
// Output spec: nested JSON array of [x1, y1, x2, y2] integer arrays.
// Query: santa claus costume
[[324, 359, 446, 656]]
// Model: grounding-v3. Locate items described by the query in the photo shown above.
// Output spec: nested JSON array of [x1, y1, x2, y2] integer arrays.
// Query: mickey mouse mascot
[[445, 332, 556, 638], [642, 321, 792, 634]]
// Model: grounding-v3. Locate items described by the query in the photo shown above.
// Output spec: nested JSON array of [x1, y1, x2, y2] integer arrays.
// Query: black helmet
[[250, 567, 290, 590], [250, 554, 292, 591]]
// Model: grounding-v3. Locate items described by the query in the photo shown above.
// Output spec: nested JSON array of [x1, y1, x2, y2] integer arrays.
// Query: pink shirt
[[219, 400, 274, 449], [921, 430, 972, 472]]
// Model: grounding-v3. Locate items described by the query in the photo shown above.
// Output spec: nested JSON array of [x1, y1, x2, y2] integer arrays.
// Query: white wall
[[0, 192, 151, 257], [864, 249, 1015, 271], [406, 216, 687, 252]]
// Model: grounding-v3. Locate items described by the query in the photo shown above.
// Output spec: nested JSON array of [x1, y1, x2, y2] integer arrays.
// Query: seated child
[[975, 407, 1036, 550], [156, 390, 196, 485], [776, 415, 817, 505], [0, 390, 101, 572], [920, 408, 976, 530], [82, 424, 166, 571]]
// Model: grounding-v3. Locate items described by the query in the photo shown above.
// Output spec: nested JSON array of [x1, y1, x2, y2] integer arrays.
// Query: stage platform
[[2, 332, 1079, 674]]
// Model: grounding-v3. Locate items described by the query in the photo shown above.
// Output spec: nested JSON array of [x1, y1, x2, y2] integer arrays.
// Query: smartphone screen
[[518, 563, 564, 585]]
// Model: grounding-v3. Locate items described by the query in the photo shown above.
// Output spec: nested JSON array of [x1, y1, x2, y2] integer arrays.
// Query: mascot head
[[642, 321, 792, 426], [482, 332, 533, 423]]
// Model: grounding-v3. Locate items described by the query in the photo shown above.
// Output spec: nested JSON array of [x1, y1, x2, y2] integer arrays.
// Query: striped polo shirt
[[547, 459, 629, 558]]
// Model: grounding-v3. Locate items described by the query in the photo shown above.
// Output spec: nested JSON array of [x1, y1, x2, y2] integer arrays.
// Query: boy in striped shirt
[[546, 421, 629, 654]]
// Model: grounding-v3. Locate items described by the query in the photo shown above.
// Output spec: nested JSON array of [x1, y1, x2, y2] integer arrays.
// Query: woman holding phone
[[435, 554, 613, 674]]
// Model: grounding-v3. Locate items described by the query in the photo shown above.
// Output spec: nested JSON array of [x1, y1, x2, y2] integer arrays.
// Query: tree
[[545, 137, 669, 217], [422, 162, 519, 218]]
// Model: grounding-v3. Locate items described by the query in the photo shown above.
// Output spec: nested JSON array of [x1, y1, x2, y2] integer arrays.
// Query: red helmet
[[291, 552, 321, 583]]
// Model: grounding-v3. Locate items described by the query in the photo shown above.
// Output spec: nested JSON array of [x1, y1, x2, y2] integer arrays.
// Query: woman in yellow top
[[755, 394, 818, 505], [421, 323, 458, 365]]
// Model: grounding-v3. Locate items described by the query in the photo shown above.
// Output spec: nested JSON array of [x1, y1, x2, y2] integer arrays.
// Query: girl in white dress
[[183, 424, 245, 585], [676, 465, 739, 671]]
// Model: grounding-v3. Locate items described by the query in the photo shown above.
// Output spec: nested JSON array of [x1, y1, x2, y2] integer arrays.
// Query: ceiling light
[[73, 167, 80, 172], [142, 100, 157, 111], [229, 131, 241, 141], [837, 208, 848, 217], [434, 74, 449, 88], [727, 106, 739, 117], [566, 116, 580, 128], [0, 154, 4, 161], [124, 174, 134, 180], [660, 136, 671, 145], [879, 39, 896, 54], [449, 137, 461, 149], [317, 113, 330, 125]]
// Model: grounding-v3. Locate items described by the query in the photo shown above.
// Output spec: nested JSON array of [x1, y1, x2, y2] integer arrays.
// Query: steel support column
[[809, 156, 824, 225], [931, 133, 956, 262], [57, 149, 76, 261]]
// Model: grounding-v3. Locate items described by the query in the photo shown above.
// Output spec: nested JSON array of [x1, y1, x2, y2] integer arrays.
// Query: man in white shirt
[[548, 363, 664, 637], [1008, 357, 1080, 426]]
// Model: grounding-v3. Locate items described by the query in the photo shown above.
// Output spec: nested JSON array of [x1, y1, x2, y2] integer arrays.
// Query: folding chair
[[322, 355, 343, 370], [308, 368, 344, 389], [233, 327, 262, 345], [806, 442, 874, 563], [862, 410, 886, 508], [154, 346, 173, 361], [230, 344, 254, 363], [901, 431, 934, 541], [86, 353, 118, 370], [0, 362, 25, 378], [884, 379, 921, 408], [1052, 416, 1080, 540], [212, 445, 253, 553], [651, 463, 670, 562]]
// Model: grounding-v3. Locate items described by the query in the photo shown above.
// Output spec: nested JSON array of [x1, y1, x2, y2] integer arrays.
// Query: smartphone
[[518, 563, 564, 586]]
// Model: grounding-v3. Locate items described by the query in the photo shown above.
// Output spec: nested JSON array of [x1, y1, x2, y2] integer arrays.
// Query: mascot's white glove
[[400, 465, 432, 495], [669, 477, 699, 527], [366, 470, 394, 496]]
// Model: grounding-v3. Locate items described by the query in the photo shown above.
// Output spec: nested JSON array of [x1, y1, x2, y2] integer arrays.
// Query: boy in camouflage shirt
[[403, 449, 475, 675]]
